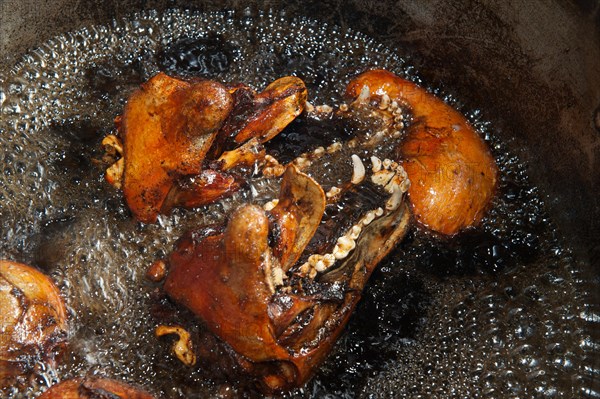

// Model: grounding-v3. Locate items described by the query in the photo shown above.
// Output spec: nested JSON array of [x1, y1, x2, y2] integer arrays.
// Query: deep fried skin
[[0, 260, 67, 388], [37, 377, 155, 399], [346, 69, 498, 235], [120, 72, 233, 223], [110, 73, 307, 223]]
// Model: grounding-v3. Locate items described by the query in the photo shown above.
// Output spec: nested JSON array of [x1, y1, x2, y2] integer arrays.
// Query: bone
[[105, 158, 124, 189], [155, 325, 196, 367], [351, 154, 366, 185], [271, 266, 285, 287]]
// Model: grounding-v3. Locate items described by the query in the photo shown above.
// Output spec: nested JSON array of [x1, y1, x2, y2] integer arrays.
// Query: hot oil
[[0, 9, 595, 399]]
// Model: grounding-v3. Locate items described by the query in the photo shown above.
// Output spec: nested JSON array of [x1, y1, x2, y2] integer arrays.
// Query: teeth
[[305, 102, 315, 113], [293, 156, 312, 170], [371, 156, 382, 172], [386, 186, 403, 211], [316, 104, 333, 113], [308, 254, 322, 267], [400, 178, 411, 193], [349, 225, 362, 240], [384, 178, 397, 194], [299, 262, 310, 275], [351, 154, 366, 185], [378, 93, 390, 110], [326, 186, 341, 199], [263, 199, 279, 211], [263, 165, 286, 177], [383, 158, 393, 169], [334, 236, 356, 259], [313, 146, 325, 157], [362, 210, 376, 226], [102, 134, 124, 155], [339, 103, 349, 112], [371, 169, 395, 186], [271, 266, 284, 287], [327, 142, 342, 153], [306, 253, 336, 274], [315, 260, 327, 272], [323, 253, 335, 267], [357, 85, 370, 103], [297, 205, 388, 277]]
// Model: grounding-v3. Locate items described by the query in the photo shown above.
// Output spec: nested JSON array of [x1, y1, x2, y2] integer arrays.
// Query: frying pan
[[1, 0, 598, 397]]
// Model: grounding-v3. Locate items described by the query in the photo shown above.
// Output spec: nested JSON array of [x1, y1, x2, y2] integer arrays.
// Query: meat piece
[[104, 74, 307, 223], [346, 69, 498, 235], [119, 73, 233, 223], [37, 377, 155, 399], [163, 165, 411, 392], [0, 260, 67, 388]]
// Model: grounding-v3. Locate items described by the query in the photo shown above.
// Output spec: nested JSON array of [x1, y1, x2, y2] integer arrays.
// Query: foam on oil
[[0, 8, 596, 399]]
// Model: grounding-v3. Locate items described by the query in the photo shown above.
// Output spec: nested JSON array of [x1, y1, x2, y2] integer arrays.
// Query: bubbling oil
[[0, 8, 596, 399]]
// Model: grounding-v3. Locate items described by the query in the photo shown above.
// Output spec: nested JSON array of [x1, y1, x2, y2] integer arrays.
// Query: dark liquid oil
[[0, 9, 596, 399]]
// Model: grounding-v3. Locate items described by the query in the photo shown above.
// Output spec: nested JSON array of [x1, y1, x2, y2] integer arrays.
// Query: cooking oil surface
[[0, 8, 596, 399]]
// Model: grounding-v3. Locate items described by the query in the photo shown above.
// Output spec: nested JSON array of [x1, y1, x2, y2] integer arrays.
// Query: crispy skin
[[165, 205, 290, 362], [37, 377, 155, 399], [120, 73, 233, 223], [0, 260, 67, 388], [347, 69, 498, 235], [161, 169, 242, 213], [234, 76, 308, 144]]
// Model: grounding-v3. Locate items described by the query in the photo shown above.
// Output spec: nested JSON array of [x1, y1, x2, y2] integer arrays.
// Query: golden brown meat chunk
[[119, 72, 234, 223], [104, 73, 307, 223], [37, 377, 155, 399], [0, 260, 67, 388], [346, 69, 498, 235], [163, 165, 411, 392]]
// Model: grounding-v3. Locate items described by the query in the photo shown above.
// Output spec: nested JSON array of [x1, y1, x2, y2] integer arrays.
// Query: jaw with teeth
[[161, 161, 411, 392]]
